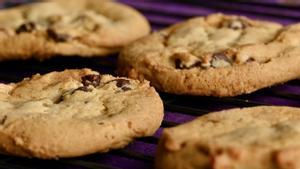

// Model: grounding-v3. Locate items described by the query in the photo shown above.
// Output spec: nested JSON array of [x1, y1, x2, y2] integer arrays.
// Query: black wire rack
[[0, 0, 300, 169]]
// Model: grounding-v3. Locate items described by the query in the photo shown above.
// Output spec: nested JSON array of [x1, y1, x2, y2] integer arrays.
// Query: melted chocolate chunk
[[115, 79, 130, 88], [211, 53, 232, 68], [16, 22, 36, 34], [212, 53, 231, 61], [82, 74, 101, 87], [47, 28, 70, 42]]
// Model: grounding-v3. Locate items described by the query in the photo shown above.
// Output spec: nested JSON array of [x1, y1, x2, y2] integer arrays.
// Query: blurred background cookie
[[156, 106, 300, 169], [0, 0, 150, 60]]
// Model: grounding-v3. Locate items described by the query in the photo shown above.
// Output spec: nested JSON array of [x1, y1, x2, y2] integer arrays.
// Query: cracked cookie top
[[0, 69, 163, 158], [150, 13, 282, 69], [119, 13, 300, 96]]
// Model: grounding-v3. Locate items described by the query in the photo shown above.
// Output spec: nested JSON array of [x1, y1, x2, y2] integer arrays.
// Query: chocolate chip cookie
[[156, 106, 300, 169], [119, 13, 300, 97], [0, 69, 163, 158], [0, 0, 150, 60]]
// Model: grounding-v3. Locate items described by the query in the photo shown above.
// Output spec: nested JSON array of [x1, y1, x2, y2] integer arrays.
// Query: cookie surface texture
[[119, 13, 300, 97], [0, 69, 163, 159], [0, 0, 150, 60], [156, 106, 300, 169]]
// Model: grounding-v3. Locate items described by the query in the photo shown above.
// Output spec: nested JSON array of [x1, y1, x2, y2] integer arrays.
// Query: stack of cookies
[[1, 1, 300, 169]]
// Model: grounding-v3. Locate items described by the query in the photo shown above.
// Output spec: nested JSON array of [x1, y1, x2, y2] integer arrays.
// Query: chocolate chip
[[115, 79, 130, 88], [227, 20, 247, 30], [0, 115, 7, 125], [222, 19, 249, 30], [172, 52, 202, 69], [103, 79, 132, 91], [47, 28, 70, 42], [121, 86, 132, 91], [246, 57, 255, 62], [175, 59, 182, 69], [263, 58, 272, 64], [211, 53, 232, 68], [175, 59, 201, 69], [54, 95, 64, 104], [212, 53, 231, 62], [186, 62, 201, 68], [16, 22, 36, 34], [82, 74, 101, 87]]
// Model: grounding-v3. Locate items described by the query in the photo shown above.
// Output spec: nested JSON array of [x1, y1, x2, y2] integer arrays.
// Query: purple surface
[[0, 1, 300, 169], [120, 0, 300, 25], [164, 111, 195, 123], [95, 154, 153, 169], [125, 141, 156, 156]]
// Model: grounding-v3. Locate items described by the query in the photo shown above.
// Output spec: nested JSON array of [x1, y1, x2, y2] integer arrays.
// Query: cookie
[[119, 13, 300, 97], [156, 106, 300, 169], [0, 0, 150, 60], [0, 69, 163, 159]]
